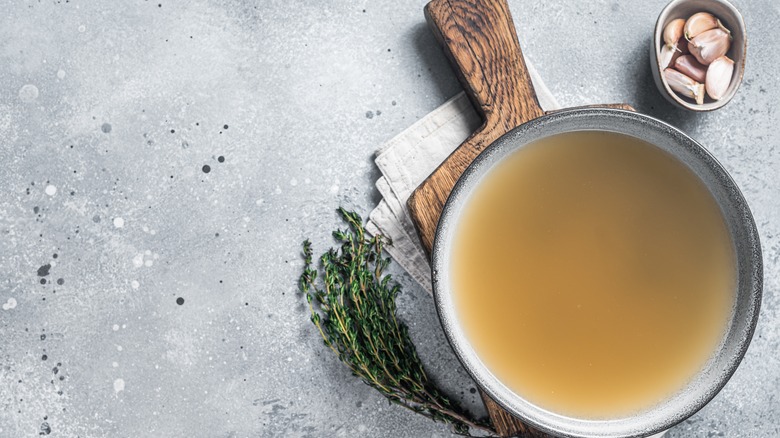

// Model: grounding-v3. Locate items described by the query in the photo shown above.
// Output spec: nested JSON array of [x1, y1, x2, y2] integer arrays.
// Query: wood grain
[[408, 0, 634, 436], [480, 393, 549, 437]]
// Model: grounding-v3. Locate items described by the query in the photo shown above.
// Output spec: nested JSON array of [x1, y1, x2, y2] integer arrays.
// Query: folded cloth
[[367, 61, 559, 294]]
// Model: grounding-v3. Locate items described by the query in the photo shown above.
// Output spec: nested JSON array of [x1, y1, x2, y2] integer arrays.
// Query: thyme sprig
[[299, 208, 495, 436]]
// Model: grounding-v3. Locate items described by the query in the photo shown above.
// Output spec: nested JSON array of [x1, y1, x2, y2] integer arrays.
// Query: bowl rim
[[431, 108, 763, 438], [652, 0, 747, 112]]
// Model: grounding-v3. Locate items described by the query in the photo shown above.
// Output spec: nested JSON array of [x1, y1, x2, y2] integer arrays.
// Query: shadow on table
[[410, 22, 462, 107], [627, 37, 706, 135]]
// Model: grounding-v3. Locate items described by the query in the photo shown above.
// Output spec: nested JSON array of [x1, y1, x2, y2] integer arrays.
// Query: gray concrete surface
[[0, 0, 778, 437]]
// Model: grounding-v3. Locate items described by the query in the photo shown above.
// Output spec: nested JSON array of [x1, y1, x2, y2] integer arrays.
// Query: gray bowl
[[650, 0, 747, 111], [432, 108, 762, 438]]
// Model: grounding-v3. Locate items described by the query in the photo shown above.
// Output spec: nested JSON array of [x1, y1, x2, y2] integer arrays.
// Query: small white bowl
[[650, 0, 747, 111]]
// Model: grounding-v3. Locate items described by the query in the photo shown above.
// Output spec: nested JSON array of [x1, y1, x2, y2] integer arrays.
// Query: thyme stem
[[299, 208, 496, 437]]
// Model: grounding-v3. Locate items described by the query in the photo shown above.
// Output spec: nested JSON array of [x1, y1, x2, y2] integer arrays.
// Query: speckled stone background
[[0, 0, 778, 437]]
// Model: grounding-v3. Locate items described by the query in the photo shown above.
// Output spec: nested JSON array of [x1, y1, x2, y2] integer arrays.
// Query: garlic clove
[[664, 68, 705, 105], [684, 12, 719, 40], [674, 55, 708, 83], [670, 46, 684, 68], [688, 28, 731, 65], [705, 56, 735, 100], [659, 43, 677, 69], [664, 18, 686, 47]]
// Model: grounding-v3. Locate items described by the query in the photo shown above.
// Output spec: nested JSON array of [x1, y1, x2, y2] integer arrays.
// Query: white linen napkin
[[366, 61, 559, 295]]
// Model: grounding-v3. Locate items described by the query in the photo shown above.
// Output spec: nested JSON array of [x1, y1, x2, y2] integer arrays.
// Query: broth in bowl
[[451, 131, 735, 418]]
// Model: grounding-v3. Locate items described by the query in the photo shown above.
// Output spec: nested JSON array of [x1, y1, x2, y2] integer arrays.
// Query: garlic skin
[[684, 12, 719, 40], [674, 55, 708, 83], [664, 19, 686, 46], [664, 68, 705, 105], [688, 28, 731, 65], [706, 56, 735, 100]]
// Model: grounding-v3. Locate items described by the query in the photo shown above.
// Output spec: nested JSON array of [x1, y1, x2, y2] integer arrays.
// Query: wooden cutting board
[[407, 0, 633, 435]]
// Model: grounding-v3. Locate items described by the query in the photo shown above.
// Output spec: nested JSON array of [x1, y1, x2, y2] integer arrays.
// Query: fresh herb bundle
[[299, 208, 494, 436]]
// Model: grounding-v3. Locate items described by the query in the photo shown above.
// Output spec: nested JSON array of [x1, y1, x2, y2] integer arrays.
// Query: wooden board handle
[[410, 0, 546, 254], [424, 0, 544, 130]]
